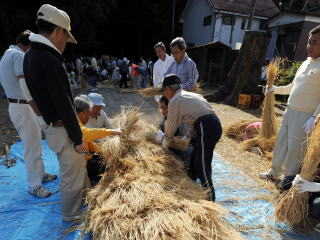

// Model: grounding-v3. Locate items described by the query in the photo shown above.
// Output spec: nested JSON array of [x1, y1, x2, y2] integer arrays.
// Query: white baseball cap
[[88, 93, 105, 107], [37, 4, 77, 44]]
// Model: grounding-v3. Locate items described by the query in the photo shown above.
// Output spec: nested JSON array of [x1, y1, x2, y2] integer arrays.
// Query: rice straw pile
[[139, 83, 203, 97], [224, 119, 261, 141], [81, 108, 241, 240], [275, 123, 320, 227]]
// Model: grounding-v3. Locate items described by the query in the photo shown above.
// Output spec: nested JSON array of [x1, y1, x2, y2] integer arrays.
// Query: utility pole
[[246, 0, 256, 30], [172, 0, 176, 39]]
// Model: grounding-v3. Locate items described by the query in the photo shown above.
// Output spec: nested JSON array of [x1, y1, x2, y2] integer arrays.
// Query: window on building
[[260, 20, 268, 30], [241, 17, 246, 30], [222, 15, 235, 26], [203, 15, 212, 26]]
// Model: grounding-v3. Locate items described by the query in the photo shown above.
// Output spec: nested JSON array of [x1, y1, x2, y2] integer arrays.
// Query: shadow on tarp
[[0, 142, 319, 240]]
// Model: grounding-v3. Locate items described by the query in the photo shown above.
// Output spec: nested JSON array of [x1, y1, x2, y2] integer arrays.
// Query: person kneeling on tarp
[[161, 74, 222, 201], [293, 175, 320, 231], [74, 96, 124, 185]]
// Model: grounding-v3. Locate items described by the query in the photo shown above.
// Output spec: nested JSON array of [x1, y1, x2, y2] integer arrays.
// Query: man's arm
[[164, 101, 182, 142], [45, 64, 83, 145], [181, 61, 198, 90], [18, 75, 42, 116], [273, 83, 293, 95], [12, 53, 41, 116]]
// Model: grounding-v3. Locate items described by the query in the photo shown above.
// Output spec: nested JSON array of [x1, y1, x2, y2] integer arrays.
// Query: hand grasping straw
[[275, 122, 320, 226]]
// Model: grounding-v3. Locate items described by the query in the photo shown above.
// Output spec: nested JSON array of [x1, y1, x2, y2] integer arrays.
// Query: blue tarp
[[0, 141, 320, 240]]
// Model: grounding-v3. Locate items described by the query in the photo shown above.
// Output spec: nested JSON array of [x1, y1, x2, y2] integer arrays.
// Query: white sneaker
[[63, 215, 82, 222], [259, 169, 280, 180], [42, 173, 57, 182], [28, 185, 52, 198]]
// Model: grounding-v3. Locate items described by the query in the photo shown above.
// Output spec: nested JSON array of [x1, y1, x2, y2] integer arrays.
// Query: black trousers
[[87, 154, 106, 185], [188, 114, 222, 201], [119, 73, 128, 88]]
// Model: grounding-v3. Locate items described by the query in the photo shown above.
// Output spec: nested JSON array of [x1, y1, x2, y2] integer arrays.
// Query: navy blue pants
[[188, 114, 222, 201], [310, 192, 320, 219]]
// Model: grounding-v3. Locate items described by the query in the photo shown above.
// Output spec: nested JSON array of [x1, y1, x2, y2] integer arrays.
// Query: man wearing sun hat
[[86, 93, 113, 129], [24, 4, 89, 222]]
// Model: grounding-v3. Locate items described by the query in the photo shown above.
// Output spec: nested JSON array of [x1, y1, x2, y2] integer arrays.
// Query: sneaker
[[28, 185, 52, 198], [63, 215, 82, 222], [42, 173, 57, 182], [259, 169, 280, 180], [278, 175, 296, 191]]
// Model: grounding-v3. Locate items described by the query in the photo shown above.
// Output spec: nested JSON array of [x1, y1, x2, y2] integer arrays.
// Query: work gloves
[[293, 175, 320, 193], [156, 130, 164, 144]]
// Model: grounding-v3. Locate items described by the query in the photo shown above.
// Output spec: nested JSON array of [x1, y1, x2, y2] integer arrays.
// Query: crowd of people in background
[[64, 54, 154, 91]]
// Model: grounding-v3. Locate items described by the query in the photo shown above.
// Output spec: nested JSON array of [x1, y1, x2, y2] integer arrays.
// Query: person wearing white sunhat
[[86, 93, 113, 129], [24, 4, 89, 222]]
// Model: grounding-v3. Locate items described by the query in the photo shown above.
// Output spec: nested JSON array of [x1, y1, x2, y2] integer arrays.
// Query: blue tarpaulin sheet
[[0, 141, 320, 240]]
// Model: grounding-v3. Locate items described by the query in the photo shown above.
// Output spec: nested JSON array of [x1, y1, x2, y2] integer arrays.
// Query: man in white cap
[[0, 30, 57, 198], [86, 93, 113, 129], [24, 4, 89, 221]]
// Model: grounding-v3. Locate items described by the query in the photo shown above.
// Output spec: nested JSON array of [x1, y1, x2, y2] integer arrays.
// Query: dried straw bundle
[[81, 108, 241, 240], [241, 136, 277, 159], [138, 84, 202, 98], [260, 59, 279, 139], [275, 123, 320, 227], [170, 136, 190, 151], [236, 59, 280, 158], [224, 119, 261, 141]]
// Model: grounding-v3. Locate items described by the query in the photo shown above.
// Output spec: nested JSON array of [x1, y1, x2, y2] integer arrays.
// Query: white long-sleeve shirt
[[152, 54, 174, 87], [274, 58, 320, 117]]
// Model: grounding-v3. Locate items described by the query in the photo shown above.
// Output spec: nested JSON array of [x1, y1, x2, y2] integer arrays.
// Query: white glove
[[303, 116, 316, 134], [294, 175, 320, 193], [156, 130, 164, 144], [264, 85, 275, 95], [162, 137, 170, 150], [292, 174, 300, 187]]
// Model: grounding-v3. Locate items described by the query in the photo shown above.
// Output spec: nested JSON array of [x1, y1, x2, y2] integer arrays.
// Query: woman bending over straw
[[74, 96, 124, 185]]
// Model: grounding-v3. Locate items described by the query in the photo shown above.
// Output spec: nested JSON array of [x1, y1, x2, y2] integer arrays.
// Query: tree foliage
[[0, 0, 188, 58]]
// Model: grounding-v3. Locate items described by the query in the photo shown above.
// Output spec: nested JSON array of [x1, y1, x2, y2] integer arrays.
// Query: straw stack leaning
[[275, 123, 320, 226]]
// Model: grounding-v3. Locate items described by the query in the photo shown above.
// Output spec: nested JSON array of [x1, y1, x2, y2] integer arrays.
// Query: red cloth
[[131, 64, 139, 77]]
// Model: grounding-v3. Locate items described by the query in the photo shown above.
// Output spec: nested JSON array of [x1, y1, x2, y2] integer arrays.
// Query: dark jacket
[[24, 42, 82, 145], [119, 61, 129, 75]]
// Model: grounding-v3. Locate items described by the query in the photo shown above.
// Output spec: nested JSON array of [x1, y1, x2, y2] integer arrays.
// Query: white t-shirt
[[153, 54, 174, 87]]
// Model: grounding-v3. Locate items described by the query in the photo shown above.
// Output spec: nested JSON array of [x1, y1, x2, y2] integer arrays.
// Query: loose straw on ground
[[224, 119, 261, 141], [139, 83, 203, 97], [81, 108, 242, 240], [275, 123, 320, 227]]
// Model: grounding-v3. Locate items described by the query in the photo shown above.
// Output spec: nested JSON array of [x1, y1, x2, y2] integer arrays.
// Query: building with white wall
[[180, 0, 280, 49]]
